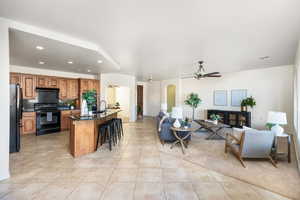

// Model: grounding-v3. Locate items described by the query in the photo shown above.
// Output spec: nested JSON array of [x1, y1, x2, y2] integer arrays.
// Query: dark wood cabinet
[[22, 74, 36, 99], [207, 110, 251, 128], [22, 112, 36, 134], [10, 73, 22, 84]]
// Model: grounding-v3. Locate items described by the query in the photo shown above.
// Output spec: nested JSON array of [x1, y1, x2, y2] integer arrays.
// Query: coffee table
[[194, 120, 230, 140], [170, 126, 197, 154]]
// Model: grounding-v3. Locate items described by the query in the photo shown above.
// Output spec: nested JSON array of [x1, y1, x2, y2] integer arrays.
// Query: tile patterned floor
[[0, 118, 294, 200]]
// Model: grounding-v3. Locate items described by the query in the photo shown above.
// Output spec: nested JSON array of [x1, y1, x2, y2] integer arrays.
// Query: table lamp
[[267, 111, 287, 136], [172, 107, 183, 128], [161, 103, 168, 113]]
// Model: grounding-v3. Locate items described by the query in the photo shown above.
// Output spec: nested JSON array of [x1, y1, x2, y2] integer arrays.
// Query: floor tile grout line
[[158, 149, 294, 200]]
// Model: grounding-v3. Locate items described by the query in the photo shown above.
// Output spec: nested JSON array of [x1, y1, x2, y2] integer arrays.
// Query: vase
[[213, 120, 218, 125], [241, 106, 247, 112], [173, 118, 181, 128]]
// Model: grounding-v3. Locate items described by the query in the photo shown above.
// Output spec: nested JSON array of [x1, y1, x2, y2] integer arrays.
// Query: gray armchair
[[225, 129, 276, 168]]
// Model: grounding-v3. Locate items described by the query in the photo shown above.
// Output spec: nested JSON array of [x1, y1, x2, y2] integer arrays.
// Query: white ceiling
[[9, 29, 117, 75], [1, 0, 300, 80]]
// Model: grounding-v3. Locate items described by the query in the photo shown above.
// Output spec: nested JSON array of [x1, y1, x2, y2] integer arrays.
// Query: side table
[[274, 133, 292, 163], [170, 126, 197, 154]]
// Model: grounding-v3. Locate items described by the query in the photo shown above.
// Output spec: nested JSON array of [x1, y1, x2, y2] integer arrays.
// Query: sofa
[[156, 112, 190, 144]]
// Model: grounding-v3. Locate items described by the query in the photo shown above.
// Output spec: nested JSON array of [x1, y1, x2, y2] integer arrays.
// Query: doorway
[[167, 84, 176, 112], [137, 85, 143, 118]]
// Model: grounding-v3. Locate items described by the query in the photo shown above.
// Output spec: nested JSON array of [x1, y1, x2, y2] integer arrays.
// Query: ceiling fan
[[181, 61, 221, 79]]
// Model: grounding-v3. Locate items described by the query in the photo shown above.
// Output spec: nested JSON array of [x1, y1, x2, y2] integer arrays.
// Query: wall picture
[[214, 90, 227, 106], [231, 89, 247, 107]]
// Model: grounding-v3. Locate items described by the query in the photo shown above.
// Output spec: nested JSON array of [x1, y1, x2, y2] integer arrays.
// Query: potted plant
[[184, 93, 202, 121], [241, 96, 256, 112], [182, 117, 190, 129], [115, 102, 120, 109], [210, 114, 221, 125], [137, 105, 143, 119], [82, 89, 97, 115]]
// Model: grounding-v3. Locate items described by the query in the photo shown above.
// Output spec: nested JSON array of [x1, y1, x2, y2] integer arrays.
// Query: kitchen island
[[69, 109, 121, 157]]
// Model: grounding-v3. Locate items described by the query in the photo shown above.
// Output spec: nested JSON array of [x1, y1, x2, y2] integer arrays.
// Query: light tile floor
[[0, 118, 293, 200]]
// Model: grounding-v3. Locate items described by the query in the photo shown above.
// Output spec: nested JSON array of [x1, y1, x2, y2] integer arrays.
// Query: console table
[[207, 110, 251, 128]]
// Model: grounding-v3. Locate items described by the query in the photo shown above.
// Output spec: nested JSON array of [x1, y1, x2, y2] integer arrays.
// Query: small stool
[[274, 133, 292, 163], [112, 118, 124, 140], [98, 120, 118, 151]]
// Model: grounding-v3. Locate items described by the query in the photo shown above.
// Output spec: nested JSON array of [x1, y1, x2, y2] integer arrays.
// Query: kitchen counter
[[69, 109, 121, 121], [69, 109, 121, 157]]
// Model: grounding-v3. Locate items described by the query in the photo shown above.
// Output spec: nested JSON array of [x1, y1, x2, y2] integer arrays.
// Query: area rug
[[159, 130, 300, 200]]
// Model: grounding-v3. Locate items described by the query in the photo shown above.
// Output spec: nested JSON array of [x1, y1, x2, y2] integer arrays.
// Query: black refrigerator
[[10, 84, 23, 153]]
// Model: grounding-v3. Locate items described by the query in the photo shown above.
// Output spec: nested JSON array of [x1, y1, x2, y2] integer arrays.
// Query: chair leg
[[238, 156, 246, 168], [224, 143, 228, 153], [269, 156, 277, 168]]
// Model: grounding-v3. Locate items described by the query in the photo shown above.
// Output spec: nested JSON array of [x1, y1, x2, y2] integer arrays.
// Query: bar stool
[[98, 120, 118, 151], [112, 118, 124, 140]]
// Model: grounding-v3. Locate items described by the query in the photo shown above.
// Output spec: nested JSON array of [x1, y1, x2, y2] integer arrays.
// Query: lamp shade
[[171, 107, 183, 119], [267, 111, 287, 125], [161, 103, 167, 111]]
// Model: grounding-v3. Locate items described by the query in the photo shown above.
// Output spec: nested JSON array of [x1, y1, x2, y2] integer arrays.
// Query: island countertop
[[69, 109, 121, 121]]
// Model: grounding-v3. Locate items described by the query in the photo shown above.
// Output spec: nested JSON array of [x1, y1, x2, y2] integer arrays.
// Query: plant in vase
[[182, 117, 190, 129], [115, 102, 120, 109], [210, 114, 221, 125], [241, 96, 256, 112], [184, 93, 202, 121], [137, 105, 143, 119], [82, 89, 97, 115]]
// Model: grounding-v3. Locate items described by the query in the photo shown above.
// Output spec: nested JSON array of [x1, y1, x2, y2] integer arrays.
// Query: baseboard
[[0, 171, 10, 181]]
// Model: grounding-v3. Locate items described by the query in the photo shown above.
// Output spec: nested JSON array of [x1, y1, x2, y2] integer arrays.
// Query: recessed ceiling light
[[68, 61, 73, 64], [97, 60, 103, 64], [87, 69, 91, 72], [259, 56, 270, 60], [36, 46, 44, 50], [39, 61, 45, 65]]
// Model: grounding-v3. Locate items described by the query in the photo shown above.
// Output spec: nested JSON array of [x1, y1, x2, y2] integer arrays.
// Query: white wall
[[116, 87, 130, 119], [10, 65, 97, 79], [101, 73, 137, 122], [0, 20, 10, 181], [181, 65, 294, 131], [294, 41, 300, 168], [146, 81, 161, 117]]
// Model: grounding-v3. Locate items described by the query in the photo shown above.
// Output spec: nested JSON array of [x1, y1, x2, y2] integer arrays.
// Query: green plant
[[115, 102, 120, 107], [210, 114, 221, 121], [266, 123, 276, 130], [184, 93, 202, 120], [137, 105, 142, 115], [82, 90, 97, 111], [241, 96, 256, 108]]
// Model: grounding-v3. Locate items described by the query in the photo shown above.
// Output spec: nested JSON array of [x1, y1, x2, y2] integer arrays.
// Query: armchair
[[225, 129, 276, 168]]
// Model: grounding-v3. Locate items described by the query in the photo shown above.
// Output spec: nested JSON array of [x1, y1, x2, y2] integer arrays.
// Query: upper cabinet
[[68, 79, 78, 99], [22, 74, 36, 99], [79, 79, 100, 94], [59, 78, 68, 99], [10, 73, 22, 84], [37, 76, 58, 88]]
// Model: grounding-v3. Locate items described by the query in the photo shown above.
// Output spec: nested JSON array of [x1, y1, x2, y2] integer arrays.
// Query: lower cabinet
[[22, 112, 36, 135], [61, 110, 80, 131]]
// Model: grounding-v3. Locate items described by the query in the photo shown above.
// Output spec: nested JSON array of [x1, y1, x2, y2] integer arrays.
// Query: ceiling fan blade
[[203, 72, 220, 76], [205, 75, 222, 77]]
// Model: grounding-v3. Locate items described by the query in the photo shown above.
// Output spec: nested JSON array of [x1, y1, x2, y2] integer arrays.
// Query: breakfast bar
[[69, 109, 121, 157]]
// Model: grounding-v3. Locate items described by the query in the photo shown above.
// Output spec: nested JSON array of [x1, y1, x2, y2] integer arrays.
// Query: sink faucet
[[99, 100, 107, 111]]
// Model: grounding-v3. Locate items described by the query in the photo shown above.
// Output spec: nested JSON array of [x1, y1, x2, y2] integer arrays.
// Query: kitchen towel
[[47, 112, 52, 122]]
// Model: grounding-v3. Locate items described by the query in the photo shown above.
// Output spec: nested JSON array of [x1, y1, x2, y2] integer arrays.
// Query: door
[[68, 79, 78, 99], [22, 74, 36, 99], [22, 112, 36, 134], [61, 110, 71, 130], [167, 85, 176, 112], [137, 85, 143, 116]]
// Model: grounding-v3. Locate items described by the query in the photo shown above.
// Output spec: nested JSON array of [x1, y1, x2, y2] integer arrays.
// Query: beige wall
[[181, 65, 294, 131]]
